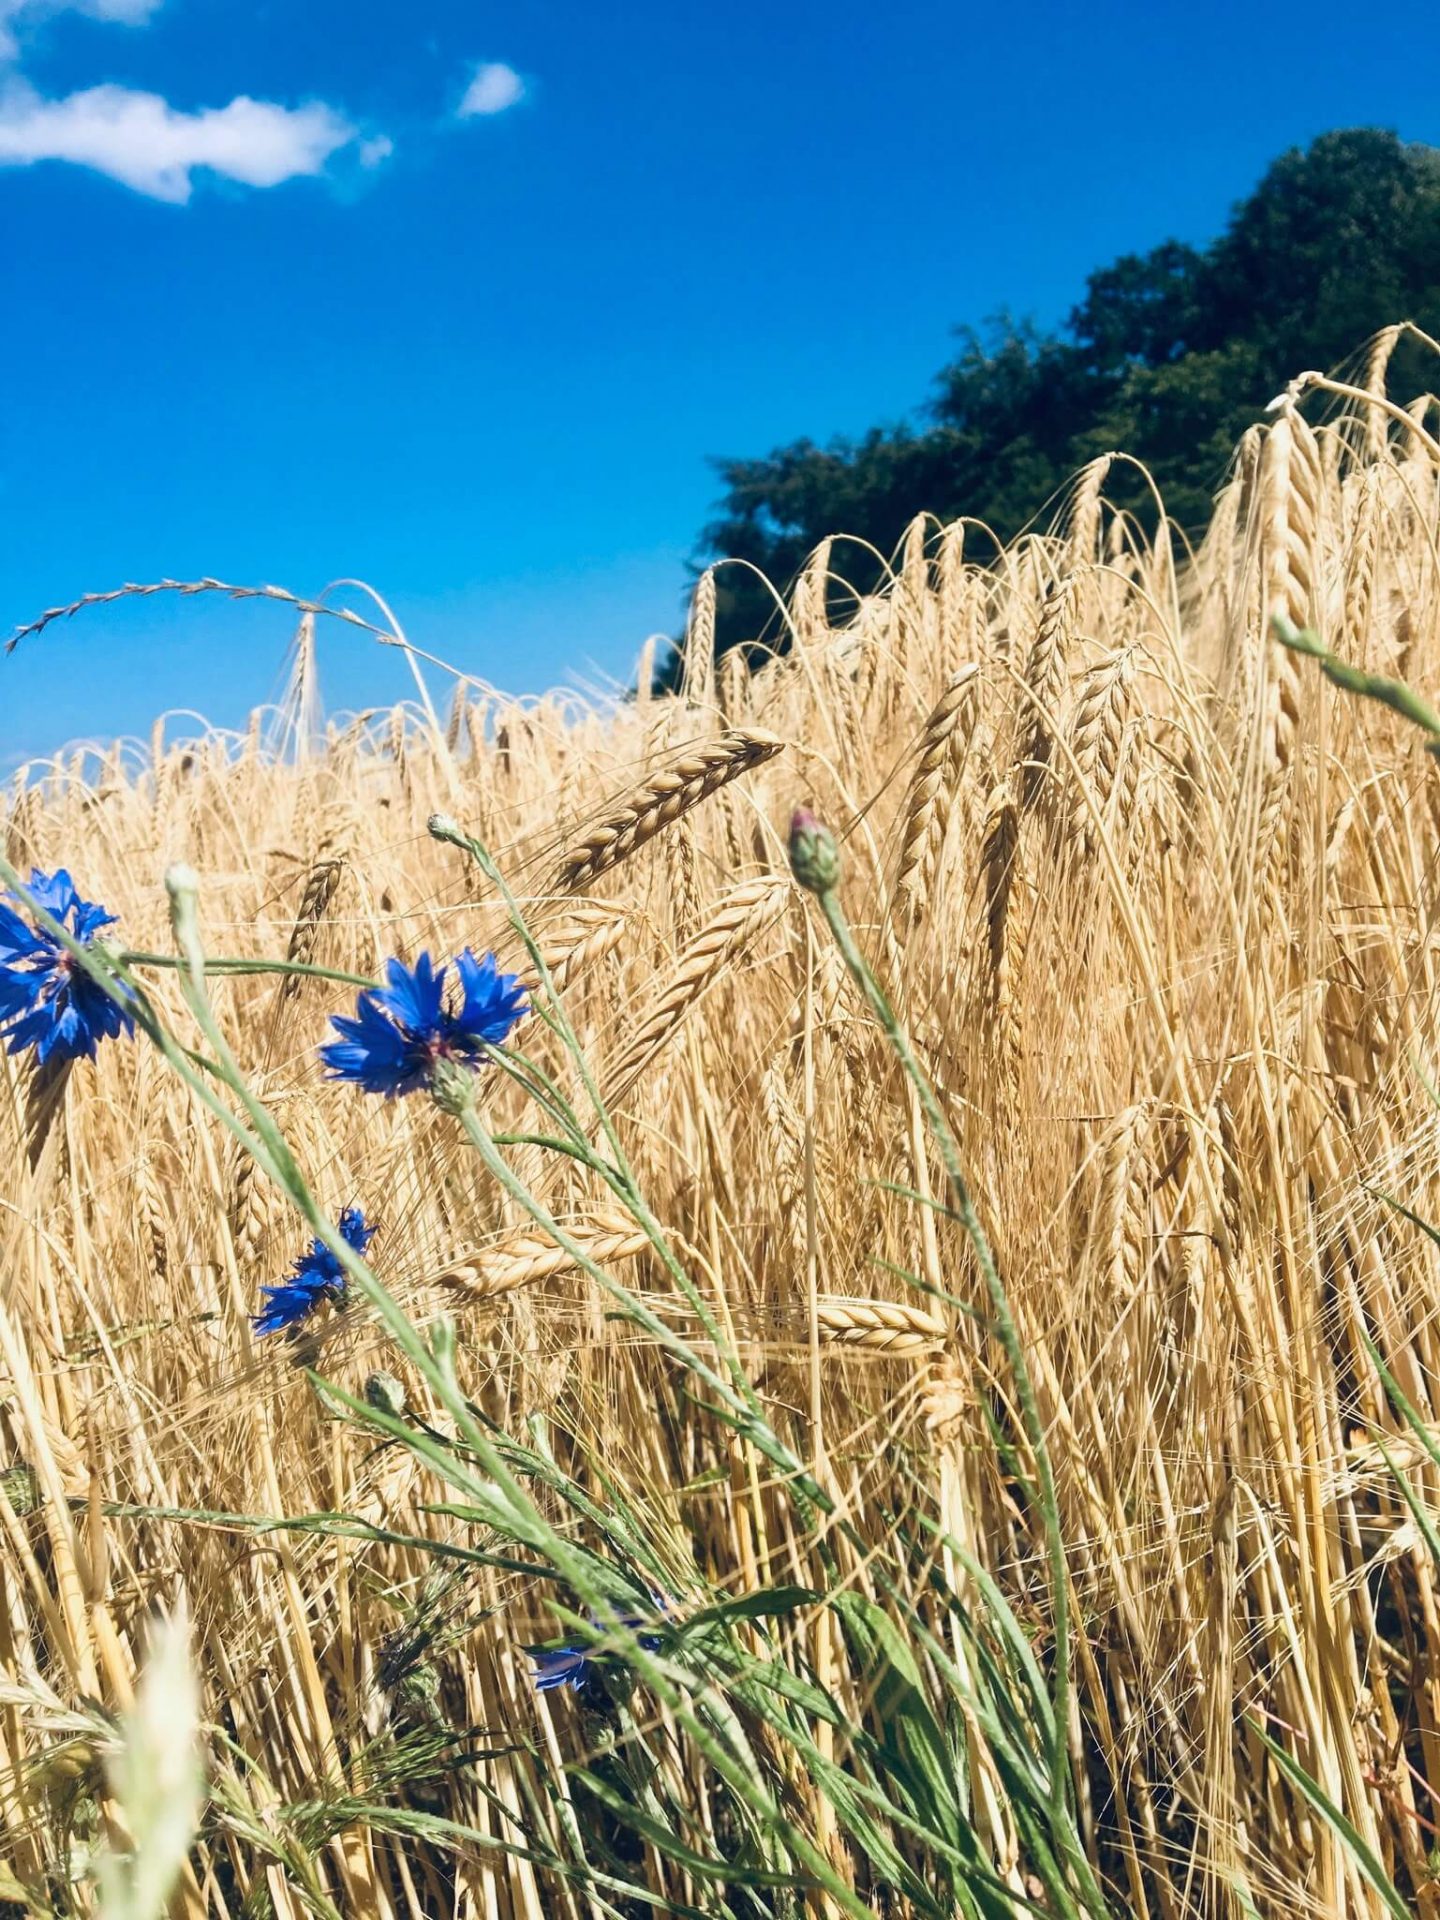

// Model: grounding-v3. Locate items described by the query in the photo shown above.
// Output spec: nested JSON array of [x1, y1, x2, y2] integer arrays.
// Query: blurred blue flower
[[320, 951, 527, 1098], [528, 1605, 669, 1694], [530, 1644, 592, 1693], [0, 867, 133, 1065], [253, 1206, 375, 1337]]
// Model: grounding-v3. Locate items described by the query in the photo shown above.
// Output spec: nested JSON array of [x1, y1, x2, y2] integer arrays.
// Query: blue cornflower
[[530, 1645, 593, 1693], [319, 950, 527, 1099], [527, 1604, 669, 1694], [252, 1206, 376, 1338], [0, 868, 133, 1066]]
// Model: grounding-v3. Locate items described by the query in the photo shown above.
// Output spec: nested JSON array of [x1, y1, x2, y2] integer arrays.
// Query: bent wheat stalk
[[556, 731, 784, 891], [434, 1211, 652, 1302], [603, 877, 791, 1103], [518, 906, 628, 994]]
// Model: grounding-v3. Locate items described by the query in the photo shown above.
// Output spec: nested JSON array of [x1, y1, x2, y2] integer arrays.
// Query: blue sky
[[0, 0, 1435, 764]]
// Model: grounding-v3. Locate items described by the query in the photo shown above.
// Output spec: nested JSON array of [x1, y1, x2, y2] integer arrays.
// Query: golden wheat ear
[[555, 729, 784, 892]]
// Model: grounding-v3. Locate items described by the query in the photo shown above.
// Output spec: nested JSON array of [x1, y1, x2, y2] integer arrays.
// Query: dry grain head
[[555, 730, 784, 892]]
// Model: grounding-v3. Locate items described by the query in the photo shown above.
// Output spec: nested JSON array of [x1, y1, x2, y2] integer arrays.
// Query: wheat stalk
[[8, 577, 393, 653], [1067, 456, 1114, 571], [433, 1211, 652, 1301], [277, 856, 346, 1005], [1363, 323, 1404, 458], [815, 1298, 946, 1355], [979, 782, 1026, 1099], [1093, 1104, 1153, 1299], [893, 665, 980, 919], [683, 570, 718, 708], [666, 820, 702, 952], [760, 1060, 806, 1259], [556, 732, 784, 892], [519, 906, 628, 995], [1018, 572, 1077, 808], [1260, 411, 1319, 761], [604, 877, 791, 1101], [135, 1150, 170, 1281], [1252, 410, 1321, 898], [1065, 648, 1135, 854], [228, 1147, 272, 1271], [23, 1058, 72, 1175]]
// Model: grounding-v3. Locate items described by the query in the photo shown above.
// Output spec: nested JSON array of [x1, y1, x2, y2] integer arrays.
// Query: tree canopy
[[683, 129, 1440, 670]]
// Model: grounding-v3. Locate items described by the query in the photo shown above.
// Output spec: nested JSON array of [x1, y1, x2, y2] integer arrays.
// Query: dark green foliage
[[686, 129, 1440, 667]]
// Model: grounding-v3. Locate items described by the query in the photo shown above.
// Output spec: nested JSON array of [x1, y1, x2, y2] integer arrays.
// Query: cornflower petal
[[252, 1208, 376, 1337], [375, 952, 447, 1032], [321, 949, 524, 1099], [0, 868, 132, 1066], [252, 1281, 331, 1338], [0, 900, 45, 965], [530, 1645, 592, 1693], [0, 964, 44, 1019], [454, 949, 528, 1045], [22, 868, 79, 921], [338, 1207, 376, 1253], [320, 996, 432, 1096]]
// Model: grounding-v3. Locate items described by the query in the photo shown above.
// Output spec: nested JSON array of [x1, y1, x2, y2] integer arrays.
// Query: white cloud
[[458, 61, 523, 118], [0, 79, 358, 200], [0, 0, 388, 202], [0, 0, 163, 61]]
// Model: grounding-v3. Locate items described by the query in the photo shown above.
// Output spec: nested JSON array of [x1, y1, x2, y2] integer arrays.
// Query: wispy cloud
[[457, 61, 524, 119], [0, 0, 162, 61], [0, 79, 359, 200]]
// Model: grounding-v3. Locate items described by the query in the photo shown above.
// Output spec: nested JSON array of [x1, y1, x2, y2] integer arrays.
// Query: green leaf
[[1367, 1183, 1440, 1257], [1273, 615, 1440, 740], [1250, 1719, 1409, 1920], [741, 1658, 845, 1724], [679, 1585, 822, 1635], [569, 1768, 797, 1891], [832, 1592, 967, 1856]]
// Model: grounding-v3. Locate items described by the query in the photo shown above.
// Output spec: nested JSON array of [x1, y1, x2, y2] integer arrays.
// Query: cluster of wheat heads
[[2, 333, 1440, 1915]]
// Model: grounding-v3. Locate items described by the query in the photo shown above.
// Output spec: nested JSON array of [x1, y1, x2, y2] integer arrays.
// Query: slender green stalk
[[1273, 614, 1440, 747], [428, 813, 766, 1407], [117, 950, 380, 991], [787, 811, 1076, 1840], [4, 847, 888, 1911]]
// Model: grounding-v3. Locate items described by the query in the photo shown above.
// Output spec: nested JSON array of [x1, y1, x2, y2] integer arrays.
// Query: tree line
[[665, 128, 1440, 679]]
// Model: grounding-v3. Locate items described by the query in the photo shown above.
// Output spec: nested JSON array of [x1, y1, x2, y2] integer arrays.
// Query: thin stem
[[428, 814, 764, 1407], [117, 950, 380, 991], [809, 877, 1076, 1837]]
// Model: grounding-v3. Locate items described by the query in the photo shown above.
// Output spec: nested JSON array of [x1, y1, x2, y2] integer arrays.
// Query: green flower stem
[[0, 854, 611, 1576], [806, 871, 1076, 1835], [101, 877, 867, 1905], [1273, 614, 1440, 745], [449, 1095, 836, 1519], [427, 815, 764, 1409], [138, 865, 865, 1909], [117, 950, 380, 991]]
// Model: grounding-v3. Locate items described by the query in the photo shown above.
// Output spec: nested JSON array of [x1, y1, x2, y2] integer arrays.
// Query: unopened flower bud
[[430, 1056, 476, 1117], [364, 1371, 408, 1419], [788, 807, 841, 896]]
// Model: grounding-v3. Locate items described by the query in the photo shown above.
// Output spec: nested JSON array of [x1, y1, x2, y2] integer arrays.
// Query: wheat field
[[3, 335, 1440, 1919]]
